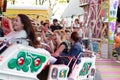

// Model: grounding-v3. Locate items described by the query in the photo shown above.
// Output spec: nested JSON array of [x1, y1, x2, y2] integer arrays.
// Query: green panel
[[29, 53, 46, 72], [79, 62, 92, 76], [109, 40, 114, 44], [8, 50, 47, 73], [109, 17, 116, 22], [8, 51, 31, 72]]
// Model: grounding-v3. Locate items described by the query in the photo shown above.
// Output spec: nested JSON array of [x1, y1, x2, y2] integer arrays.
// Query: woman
[[41, 23, 53, 42], [37, 31, 82, 80], [37, 30, 68, 80], [51, 30, 70, 56], [40, 23, 53, 52], [68, 31, 83, 57], [0, 14, 39, 48], [78, 22, 85, 38], [71, 18, 80, 30], [54, 31, 83, 65]]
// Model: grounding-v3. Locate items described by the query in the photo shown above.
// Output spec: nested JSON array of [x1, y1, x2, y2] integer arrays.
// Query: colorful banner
[[109, 0, 119, 43], [101, 0, 109, 22], [109, 22, 116, 42]]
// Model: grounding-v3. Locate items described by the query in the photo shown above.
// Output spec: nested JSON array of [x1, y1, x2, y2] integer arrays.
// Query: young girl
[[0, 14, 39, 48]]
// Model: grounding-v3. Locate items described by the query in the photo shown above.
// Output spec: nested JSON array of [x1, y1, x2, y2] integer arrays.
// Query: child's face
[[13, 16, 24, 31]]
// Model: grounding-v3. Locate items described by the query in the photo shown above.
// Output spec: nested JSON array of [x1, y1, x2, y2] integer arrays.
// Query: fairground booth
[[79, 0, 120, 59], [0, 0, 120, 80]]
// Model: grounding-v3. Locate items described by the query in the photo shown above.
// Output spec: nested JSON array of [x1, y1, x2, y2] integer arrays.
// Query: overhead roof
[[61, 0, 84, 18], [7, 5, 48, 10]]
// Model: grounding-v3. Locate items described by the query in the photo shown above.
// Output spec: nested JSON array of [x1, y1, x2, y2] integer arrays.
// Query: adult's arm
[[52, 44, 66, 57]]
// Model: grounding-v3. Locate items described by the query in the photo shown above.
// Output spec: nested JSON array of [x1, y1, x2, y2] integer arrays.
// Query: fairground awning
[[61, 0, 84, 18]]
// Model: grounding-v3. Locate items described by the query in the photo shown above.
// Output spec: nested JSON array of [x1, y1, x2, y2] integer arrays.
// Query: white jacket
[[0, 30, 29, 46]]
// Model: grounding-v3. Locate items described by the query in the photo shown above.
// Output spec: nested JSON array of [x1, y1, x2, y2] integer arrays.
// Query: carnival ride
[[0, 43, 50, 80], [0, 0, 97, 79], [0, 39, 96, 80]]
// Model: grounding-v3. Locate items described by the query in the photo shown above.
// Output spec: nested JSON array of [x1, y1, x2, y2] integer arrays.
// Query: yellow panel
[[3, 9, 48, 21]]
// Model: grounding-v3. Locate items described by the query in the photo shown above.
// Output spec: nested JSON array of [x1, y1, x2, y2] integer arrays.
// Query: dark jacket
[[50, 24, 62, 32], [0, 28, 4, 37], [68, 42, 83, 57]]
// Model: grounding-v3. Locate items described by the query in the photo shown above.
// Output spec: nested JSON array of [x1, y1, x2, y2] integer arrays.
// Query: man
[[50, 19, 62, 32]]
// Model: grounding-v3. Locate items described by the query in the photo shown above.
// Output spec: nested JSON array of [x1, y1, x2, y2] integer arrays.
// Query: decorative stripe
[[103, 78, 120, 80], [100, 71, 120, 74], [96, 65, 120, 68], [96, 58, 120, 80], [96, 60, 115, 62]]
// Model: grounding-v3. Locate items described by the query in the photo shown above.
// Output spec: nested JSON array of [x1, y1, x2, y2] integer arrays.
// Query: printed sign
[[109, 22, 116, 43], [101, 0, 109, 22], [109, 0, 119, 43], [109, 0, 118, 21]]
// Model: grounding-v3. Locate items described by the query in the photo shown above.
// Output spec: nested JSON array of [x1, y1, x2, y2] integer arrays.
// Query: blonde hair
[[54, 30, 66, 41]]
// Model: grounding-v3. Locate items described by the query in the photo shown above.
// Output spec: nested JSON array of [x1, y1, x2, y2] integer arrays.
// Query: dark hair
[[65, 29, 71, 33], [18, 14, 39, 48], [53, 19, 58, 22], [117, 6, 120, 22], [71, 31, 80, 42], [43, 23, 48, 26], [40, 21, 44, 25], [75, 18, 79, 24], [0, 17, 2, 21]]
